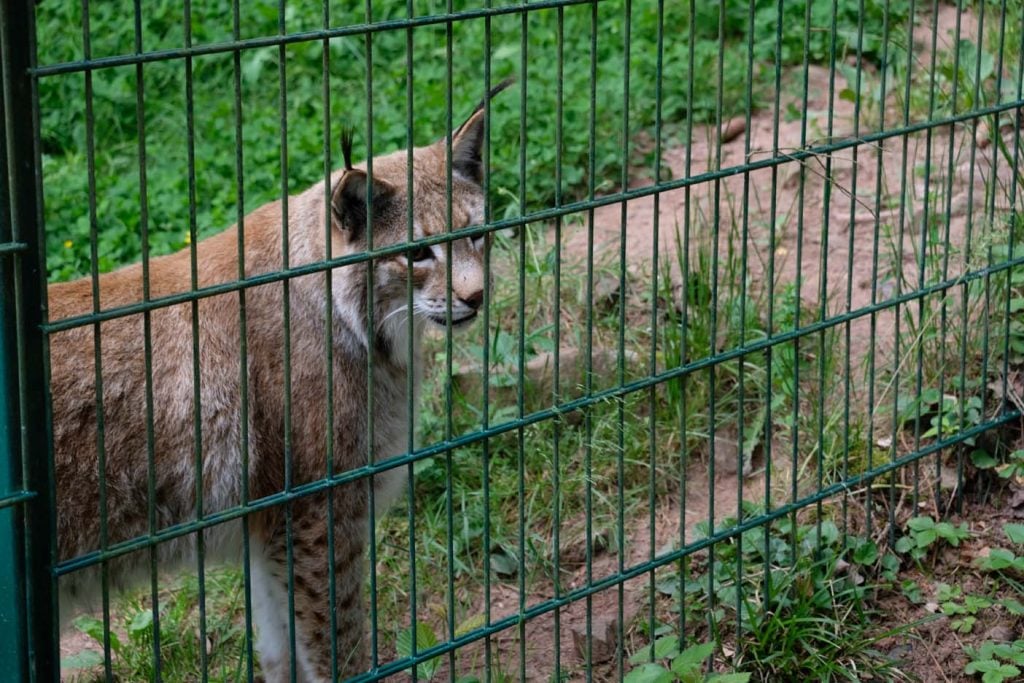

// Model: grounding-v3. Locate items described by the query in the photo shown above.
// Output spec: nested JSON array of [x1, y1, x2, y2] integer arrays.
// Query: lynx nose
[[460, 290, 484, 310]]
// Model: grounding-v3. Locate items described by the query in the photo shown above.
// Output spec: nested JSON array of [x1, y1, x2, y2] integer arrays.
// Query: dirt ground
[[880, 494, 1024, 683], [568, 4, 1010, 370]]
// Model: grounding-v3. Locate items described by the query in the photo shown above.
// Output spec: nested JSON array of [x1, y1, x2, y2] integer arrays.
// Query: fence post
[[1, 0, 60, 680], [0, 68, 29, 680]]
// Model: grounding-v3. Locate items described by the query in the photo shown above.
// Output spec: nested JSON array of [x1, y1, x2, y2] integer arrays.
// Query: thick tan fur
[[50, 83, 509, 681]]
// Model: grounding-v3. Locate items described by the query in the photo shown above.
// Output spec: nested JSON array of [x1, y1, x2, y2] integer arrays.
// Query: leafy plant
[[649, 510, 912, 682], [970, 450, 1024, 483], [626, 639, 750, 683], [396, 622, 442, 681], [894, 516, 970, 562], [919, 392, 982, 441], [965, 640, 1024, 683], [973, 523, 1024, 575], [935, 584, 992, 635], [64, 569, 247, 682]]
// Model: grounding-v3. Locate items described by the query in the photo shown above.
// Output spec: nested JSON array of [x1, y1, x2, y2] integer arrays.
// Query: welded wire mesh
[[2, 0, 1023, 681]]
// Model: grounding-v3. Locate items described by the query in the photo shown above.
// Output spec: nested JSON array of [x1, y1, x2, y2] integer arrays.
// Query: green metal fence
[[2, 0, 1024, 680]]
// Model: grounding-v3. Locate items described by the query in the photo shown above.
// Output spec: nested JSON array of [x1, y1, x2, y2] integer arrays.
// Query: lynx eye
[[471, 234, 485, 250], [408, 245, 434, 263]]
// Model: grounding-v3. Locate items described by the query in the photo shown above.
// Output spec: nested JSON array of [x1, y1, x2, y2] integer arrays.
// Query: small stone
[[572, 616, 618, 664], [939, 465, 960, 491], [713, 429, 753, 478], [782, 166, 802, 190], [713, 433, 741, 477], [720, 116, 747, 144], [559, 527, 612, 568], [593, 274, 622, 312], [999, 108, 1023, 136], [985, 625, 1015, 642], [976, 120, 992, 149], [888, 643, 914, 661]]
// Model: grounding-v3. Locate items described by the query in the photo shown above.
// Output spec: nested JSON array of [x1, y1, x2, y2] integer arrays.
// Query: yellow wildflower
[[63, 240, 73, 249]]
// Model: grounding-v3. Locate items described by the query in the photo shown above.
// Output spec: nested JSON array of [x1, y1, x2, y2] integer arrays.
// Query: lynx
[[51, 80, 511, 681]]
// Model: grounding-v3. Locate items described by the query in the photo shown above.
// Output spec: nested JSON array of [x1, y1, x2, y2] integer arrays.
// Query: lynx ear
[[331, 128, 396, 241], [331, 170, 396, 242], [450, 78, 515, 184]]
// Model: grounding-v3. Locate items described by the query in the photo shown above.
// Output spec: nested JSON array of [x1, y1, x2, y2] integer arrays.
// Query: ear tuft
[[450, 77, 515, 184], [340, 126, 355, 171]]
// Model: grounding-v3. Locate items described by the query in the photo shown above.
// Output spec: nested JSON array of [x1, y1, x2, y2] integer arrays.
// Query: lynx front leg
[[251, 515, 367, 681], [251, 542, 301, 682], [270, 494, 370, 682]]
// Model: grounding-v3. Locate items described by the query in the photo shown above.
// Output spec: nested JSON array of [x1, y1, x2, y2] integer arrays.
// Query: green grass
[[63, 568, 249, 682], [638, 509, 918, 682], [37, 0, 907, 282]]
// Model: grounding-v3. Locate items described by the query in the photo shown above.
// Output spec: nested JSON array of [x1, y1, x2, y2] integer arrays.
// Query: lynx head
[[329, 80, 512, 356]]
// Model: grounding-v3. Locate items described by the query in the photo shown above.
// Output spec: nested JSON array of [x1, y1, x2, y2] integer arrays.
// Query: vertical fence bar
[[0, 263, 29, 682], [979, 2, 1003, 432], [865, 0, 893, 541], [761, 0, 784, 608], [321, 3, 339, 679], [919, 0, 942, 516], [229, 0, 258, 676], [0, 31, 30, 679], [362, 3, 384, 679], [402, 1, 415, 679], [706, 0, 727, 644], [550, 4, 563, 679], [619, 0, 631, 666], [887, 0, 915, 533], [789, 0, 810, 566], [129, 2, 167, 679], [1003, 3, 1024, 408], [15, 1, 1024, 681], [516, 5, 529, 679], [735, 0, 756, 622], [648, 0, 664, 664], [942, 6, 966, 519], [584, 1, 598, 677], [814, 0, 839, 557], [183, 0, 211, 676], [443, 5, 457, 681], [956, 0, 988, 520], [0, 0, 58, 679], [480, 3, 495, 678], [841, 0, 867, 542], [276, 4, 299, 680], [677, 0, 697, 639]]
